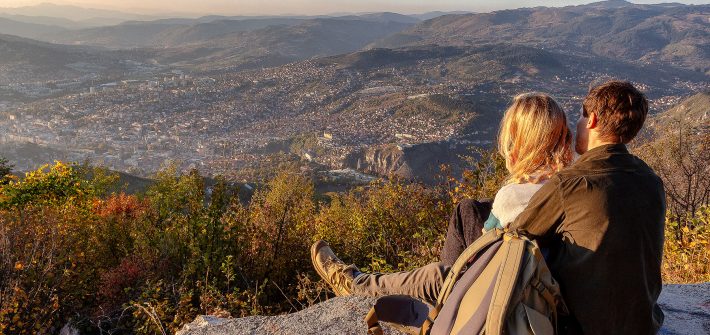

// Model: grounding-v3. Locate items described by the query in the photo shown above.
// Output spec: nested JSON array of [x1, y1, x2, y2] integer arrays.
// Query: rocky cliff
[[178, 283, 709, 335], [343, 141, 473, 185]]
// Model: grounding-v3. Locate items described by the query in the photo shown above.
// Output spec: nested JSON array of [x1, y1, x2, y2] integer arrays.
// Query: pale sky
[[1, 0, 708, 16]]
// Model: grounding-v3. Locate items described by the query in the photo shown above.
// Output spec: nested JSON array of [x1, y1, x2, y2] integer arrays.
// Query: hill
[[642, 92, 710, 139], [39, 18, 304, 49], [0, 13, 90, 29], [154, 18, 416, 71], [370, 1, 710, 72], [0, 34, 151, 87], [650, 92, 710, 128], [0, 34, 102, 84], [39, 14, 417, 50], [0, 17, 68, 40], [0, 2, 161, 25]]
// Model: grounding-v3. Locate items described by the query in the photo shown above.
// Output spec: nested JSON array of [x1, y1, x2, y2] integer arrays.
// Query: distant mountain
[[0, 2, 161, 25], [41, 21, 185, 48], [40, 13, 418, 50], [336, 12, 420, 24], [320, 43, 705, 94], [370, 1, 710, 72], [146, 18, 417, 71], [0, 17, 67, 39], [0, 12, 418, 76], [584, 0, 637, 9], [0, 34, 139, 85], [410, 11, 473, 20], [0, 13, 91, 29], [41, 18, 305, 48]]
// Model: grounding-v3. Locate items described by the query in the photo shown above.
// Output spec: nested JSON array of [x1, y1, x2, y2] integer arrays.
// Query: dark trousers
[[440, 199, 492, 267]]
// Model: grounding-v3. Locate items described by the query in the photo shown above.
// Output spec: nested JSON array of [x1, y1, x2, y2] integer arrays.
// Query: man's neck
[[587, 142, 620, 152], [586, 136, 621, 152]]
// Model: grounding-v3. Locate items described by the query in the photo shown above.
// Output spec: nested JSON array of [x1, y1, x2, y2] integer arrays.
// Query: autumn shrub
[[123, 167, 319, 334], [0, 152, 507, 334], [636, 127, 709, 283], [236, 170, 317, 293], [441, 148, 508, 204], [1, 138, 705, 335], [0, 162, 102, 334], [661, 206, 710, 283], [315, 178, 452, 273]]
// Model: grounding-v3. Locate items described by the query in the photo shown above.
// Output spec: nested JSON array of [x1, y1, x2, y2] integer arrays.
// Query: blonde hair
[[498, 93, 573, 184]]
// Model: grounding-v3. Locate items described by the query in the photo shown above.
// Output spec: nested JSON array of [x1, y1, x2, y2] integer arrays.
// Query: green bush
[[0, 142, 706, 334]]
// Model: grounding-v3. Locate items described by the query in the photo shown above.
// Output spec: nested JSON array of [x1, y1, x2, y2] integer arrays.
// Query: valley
[[0, 0, 707, 183]]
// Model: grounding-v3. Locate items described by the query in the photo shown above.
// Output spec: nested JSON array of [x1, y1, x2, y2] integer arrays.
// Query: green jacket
[[510, 144, 666, 335]]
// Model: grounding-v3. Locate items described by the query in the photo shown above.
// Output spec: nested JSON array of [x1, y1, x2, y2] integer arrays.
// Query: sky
[[1, 0, 708, 15]]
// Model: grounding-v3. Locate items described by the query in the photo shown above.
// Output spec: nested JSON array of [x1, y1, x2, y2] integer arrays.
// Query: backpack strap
[[485, 235, 526, 334], [439, 229, 505, 304], [420, 229, 505, 334]]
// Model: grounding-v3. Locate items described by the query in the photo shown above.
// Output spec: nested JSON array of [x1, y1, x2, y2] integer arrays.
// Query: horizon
[[1, 0, 708, 17]]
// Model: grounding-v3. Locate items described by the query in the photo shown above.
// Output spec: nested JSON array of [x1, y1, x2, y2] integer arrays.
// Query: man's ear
[[586, 113, 598, 129]]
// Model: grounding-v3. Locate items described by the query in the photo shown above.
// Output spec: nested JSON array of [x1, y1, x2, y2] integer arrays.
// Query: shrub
[[662, 206, 710, 283], [315, 178, 451, 272], [0, 140, 706, 334], [636, 127, 709, 283], [0, 162, 100, 334]]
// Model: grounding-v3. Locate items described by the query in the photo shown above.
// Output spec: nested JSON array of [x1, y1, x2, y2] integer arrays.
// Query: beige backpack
[[366, 229, 567, 335]]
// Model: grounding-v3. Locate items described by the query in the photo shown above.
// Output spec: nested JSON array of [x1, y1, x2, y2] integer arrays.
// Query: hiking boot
[[311, 240, 358, 296]]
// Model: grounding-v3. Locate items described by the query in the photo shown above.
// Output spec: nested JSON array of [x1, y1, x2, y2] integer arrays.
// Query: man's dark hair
[[582, 80, 648, 143]]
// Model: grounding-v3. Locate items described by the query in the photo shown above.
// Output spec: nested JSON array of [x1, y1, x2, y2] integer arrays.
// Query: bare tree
[[640, 122, 710, 229]]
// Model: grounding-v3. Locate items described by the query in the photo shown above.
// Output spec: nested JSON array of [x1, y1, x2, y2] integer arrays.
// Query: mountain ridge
[[369, 2, 710, 72]]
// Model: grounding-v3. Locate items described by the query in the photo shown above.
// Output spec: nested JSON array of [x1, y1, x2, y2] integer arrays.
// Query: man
[[509, 81, 665, 334], [312, 81, 665, 334]]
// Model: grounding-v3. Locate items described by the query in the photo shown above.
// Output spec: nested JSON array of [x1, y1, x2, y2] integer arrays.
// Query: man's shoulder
[[565, 152, 658, 174], [552, 153, 663, 194]]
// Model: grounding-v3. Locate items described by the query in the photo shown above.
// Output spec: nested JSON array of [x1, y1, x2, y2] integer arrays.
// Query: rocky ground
[[178, 283, 710, 335]]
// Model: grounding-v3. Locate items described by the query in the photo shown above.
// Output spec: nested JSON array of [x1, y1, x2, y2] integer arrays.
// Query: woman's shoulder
[[493, 182, 545, 208], [495, 182, 546, 198], [491, 182, 547, 226]]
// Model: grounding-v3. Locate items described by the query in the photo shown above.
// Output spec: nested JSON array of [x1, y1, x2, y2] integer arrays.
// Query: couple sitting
[[311, 81, 665, 335]]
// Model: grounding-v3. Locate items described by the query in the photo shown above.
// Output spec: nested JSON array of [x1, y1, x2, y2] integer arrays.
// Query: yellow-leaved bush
[[0, 142, 707, 334]]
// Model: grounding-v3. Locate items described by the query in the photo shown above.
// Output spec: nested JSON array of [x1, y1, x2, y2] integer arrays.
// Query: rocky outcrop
[[176, 296, 407, 335], [343, 141, 471, 184], [178, 283, 710, 335]]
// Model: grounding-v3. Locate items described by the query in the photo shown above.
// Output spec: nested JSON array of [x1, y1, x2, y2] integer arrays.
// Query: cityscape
[[0, 1, 708, 334]]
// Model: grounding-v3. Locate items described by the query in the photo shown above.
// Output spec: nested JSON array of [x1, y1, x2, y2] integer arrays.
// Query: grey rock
[[176, 296, 406, 335], [178, 283, 710, 335], [657, 283, 710, 335], [59, 322, 81, 335]]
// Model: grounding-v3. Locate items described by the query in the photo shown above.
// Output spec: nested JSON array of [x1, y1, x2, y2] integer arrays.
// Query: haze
[[2, 0, 708, 15]]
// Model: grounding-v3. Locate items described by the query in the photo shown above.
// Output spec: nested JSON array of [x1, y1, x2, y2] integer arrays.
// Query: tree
[[643, 128, 709, 223], [0, 157, 13, 185]]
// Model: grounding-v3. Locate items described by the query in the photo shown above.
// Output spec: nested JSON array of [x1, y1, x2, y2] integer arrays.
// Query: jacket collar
[[575, 143, 629, 165]]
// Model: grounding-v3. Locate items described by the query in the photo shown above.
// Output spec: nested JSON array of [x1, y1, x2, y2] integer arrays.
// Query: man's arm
[[509, 177, 565, 246]]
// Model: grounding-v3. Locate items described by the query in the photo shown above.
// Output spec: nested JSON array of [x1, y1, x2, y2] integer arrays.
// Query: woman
[[311, 93, 574, 304]]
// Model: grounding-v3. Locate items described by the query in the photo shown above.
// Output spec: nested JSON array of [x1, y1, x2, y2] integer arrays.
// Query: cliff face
[[178, 283, 710, 335], [344, 145, 406, 177], [343, 141, 472, 184]]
